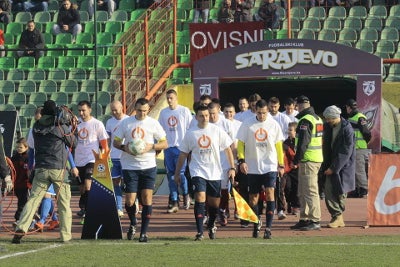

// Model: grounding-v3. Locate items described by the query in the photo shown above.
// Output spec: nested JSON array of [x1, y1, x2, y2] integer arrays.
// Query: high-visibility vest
[[296, 114, 323, 163], [348, 113, 368, 149]]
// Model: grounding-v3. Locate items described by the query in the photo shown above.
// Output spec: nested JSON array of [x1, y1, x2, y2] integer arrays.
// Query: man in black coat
[[16, 20, 44, 62], [321, 105, 355, 229]]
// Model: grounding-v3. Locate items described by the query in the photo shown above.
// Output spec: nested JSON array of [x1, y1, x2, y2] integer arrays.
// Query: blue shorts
[[248, 172, 277, 194], [192, 176, 221, 198], [77, 163, 94, 185], [111, 159, 123, 179], [47, 184, 56, 195], [123, 167, 157, 193]]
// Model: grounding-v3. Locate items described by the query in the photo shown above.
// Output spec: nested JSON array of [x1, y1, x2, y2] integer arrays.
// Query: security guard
[[290, 95, 323, 231], [346, 99, 371, 198]]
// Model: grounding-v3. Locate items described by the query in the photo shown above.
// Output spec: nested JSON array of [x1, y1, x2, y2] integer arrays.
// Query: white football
[[128, 138, 146, 155]]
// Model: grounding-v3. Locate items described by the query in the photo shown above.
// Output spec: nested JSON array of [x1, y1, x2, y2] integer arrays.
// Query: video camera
[[56, 105, 76, 126]]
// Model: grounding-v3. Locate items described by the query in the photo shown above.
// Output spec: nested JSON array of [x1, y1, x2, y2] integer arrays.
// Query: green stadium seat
[[76, 32, 93, 45], [308, 6, 326, 21], [290, 6, 307, 21], [27, 69, 46, 81], [110, 10, 128, 21], [18, 115, 28, 129], [34, 11, 51, 23], [43, 32, 54, 45], [38, 80, 58, 94], [0, 69, 4, 80], [37, 56, 56, 70], [318, 29, 337, 42], [0, 57, 15, 71], [97, 91, 111, 107], [101, 79, 119, 92], [328, 6, 347, 20], [84, 21, 103, 33], [71, 91, 90, 103], [172, 68, 191, 82], [0, 92, 4, 104], [385, 64, 400, 82], [17, 57, 36, 71], [150, 8, 169, 20], [96, 10, 109, 22], [50, 91, 69, 105], [48, 0, 59, 12], [55, 33, 73, 44], [338, 28, 358, 44], [130, 9, 146, 21], [336, 40, 352, 47], [376, 40, 395, 55], [177, 0, 192, 10], [363, 17, 383, 32], [380, 27, 399, 42], [19, 103, 37, 117], [80, 79, 99, 93], [60, 80, 79, 94], [45, 22, 56, 33], [385, 16, 400, 30], [170, 8, 187, 21], [89, 67, 109, 81], [118, 0, 136, 12], [0, 103, 17, 111], [6, 22, 24, 36], [359, 28, 379, 43], [389, 4, 400, 17], [302, 17, 321, 32], [69, 68, 87, 81], [14, 12, 33, 23], [282, 18, 301, 33], [57, 56, 76, 70], [97, 32, 113, 45], [48, 68, 67, 81], [98, 56, 115, 70], [18, 80, 37, 95], [323, 17, 342, 32], [8, 92, 26, 107], [348, 6, 368, 20], [343, 17, 363, 32], [104, 21, 122, 34], [355, 40, 374, 53], [79, 11, 90, 22], [297, 29, 316, 40], [46, 44, 65, 57], [8, 69, 26, 81], [65, 43, 86, 56], [368, 5, 387, 20], [0, 80, 15, 95], [29, 92, 48, 106], [92, 102, 103, 117], [76, 56, 94, 70], [4, 32, 14, 45], [179, 54, 190, 64]]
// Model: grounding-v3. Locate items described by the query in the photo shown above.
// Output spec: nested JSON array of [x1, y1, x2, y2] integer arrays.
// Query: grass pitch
[[1, 235, 400, 266]]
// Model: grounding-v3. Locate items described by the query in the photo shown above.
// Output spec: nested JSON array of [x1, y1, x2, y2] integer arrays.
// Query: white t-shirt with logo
[[114, 116, 166, 170], [270, 112, 292, 139], [75, 117, 109, 167], [180, 123, 233, 181], [236, 115, 284, 174], [106, 114, 129, 159], [158, 105, 192, 148], [211, 117, 234, 170]]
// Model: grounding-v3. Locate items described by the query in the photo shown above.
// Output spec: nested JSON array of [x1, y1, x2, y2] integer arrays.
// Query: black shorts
[[77, 163, 94, 185], [192, 176, 221, 198], [248, 172, 277, 194], [123, 167, 157, 193]]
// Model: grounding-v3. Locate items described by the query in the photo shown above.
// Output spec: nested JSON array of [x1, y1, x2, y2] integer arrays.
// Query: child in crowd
[[11, 138, 31, 226], [283, 122, 300, 215]]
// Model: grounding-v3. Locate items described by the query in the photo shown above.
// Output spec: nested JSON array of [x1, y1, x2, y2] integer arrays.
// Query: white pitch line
[[91, 242, 400, 246], [0, 244, 62, 260]]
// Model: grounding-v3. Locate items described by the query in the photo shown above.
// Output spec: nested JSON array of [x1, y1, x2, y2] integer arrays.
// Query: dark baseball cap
[[42, 100, 57, 115], [296, 95, 310, 104], [346, 99, 357, 108]]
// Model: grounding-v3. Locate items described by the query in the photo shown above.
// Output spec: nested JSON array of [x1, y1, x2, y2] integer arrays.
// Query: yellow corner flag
[[232, 188, 259, 224]]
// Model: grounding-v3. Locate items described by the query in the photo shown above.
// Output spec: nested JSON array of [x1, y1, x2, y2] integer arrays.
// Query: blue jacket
[[321, 118, 356, 195]]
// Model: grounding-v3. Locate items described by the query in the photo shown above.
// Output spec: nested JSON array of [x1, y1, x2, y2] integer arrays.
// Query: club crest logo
[[97, 163, 105, 172], [199, 84, 212, 95], [363, 81, 375, 96]]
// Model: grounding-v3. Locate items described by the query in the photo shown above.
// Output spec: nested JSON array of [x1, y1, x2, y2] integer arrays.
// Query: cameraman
[[12, 100, 78, 244]]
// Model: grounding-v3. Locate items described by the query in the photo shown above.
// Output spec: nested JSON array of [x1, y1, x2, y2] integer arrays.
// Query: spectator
[[24, 0, 49, 12], [234, 97, 249, 122], [52, 0, 82, 42], [232, 0, 254, 22], [16, 20, 45, 63], [218, 0, 235, 23], [11, 138, 30, 225], [257, 0, 280, 30], [0, 0, 10, 13], [11, 0, 24, 12], [193, 0, 211, 23], [88, 0, 115, 20], [283, 97, 298, 122], [321, 105, 355, 228], [0, 28, 4, 57], [0, 5, 10, 24]]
